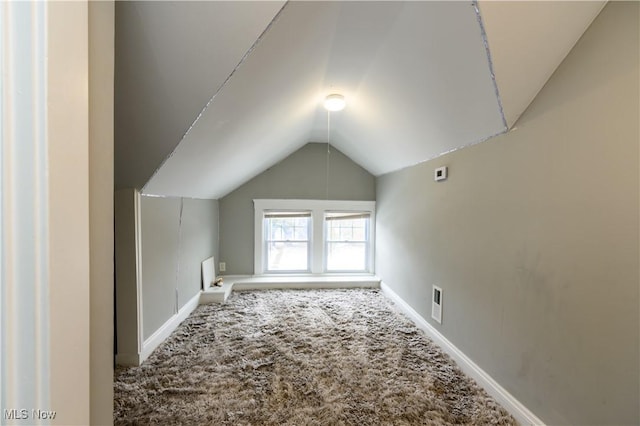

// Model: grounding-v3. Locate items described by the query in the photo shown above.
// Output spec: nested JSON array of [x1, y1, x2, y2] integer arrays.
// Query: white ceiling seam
[[377, 127, 508, 180], [143, 2, 342, 198], [141, 1, 290, 196], [114, 1, 287, 190], [473, 0, 507, 132], [305, 1, 506, 177], [140, 193, 214, 202], [477, 1, 607, 128]]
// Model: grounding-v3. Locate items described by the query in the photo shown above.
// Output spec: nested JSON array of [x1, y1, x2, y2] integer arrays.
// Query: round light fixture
[[323, 93, 346, 112]]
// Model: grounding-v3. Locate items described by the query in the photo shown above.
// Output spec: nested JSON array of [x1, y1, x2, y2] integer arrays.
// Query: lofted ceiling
[[115, 1, 606, 199], [114, 0, 286, 190]]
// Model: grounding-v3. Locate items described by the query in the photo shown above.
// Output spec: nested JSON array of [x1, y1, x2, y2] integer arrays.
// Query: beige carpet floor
[[114, 289, 517, 425]]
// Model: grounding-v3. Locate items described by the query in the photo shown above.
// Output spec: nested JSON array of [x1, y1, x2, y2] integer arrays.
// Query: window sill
[[210, 274, 381, 292]]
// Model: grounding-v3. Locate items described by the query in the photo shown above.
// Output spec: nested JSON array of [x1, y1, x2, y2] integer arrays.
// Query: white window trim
[[324, 211, 372, 273], [254, 199, 376, 275], [263, 211, 312, 273]]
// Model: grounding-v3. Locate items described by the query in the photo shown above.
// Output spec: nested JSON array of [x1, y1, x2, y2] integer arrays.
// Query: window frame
[[254, 199, 375, 275], [263, 211, 312, 273], [324, 211, 371, 273]]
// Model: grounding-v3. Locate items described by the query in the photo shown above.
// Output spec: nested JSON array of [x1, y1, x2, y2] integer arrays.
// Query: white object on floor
[[200, 280, 233, 304], [201, 256, 215, 290]]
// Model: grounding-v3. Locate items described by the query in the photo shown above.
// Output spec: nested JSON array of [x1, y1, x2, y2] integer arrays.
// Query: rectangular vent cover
[[432, 285, 442, 324]]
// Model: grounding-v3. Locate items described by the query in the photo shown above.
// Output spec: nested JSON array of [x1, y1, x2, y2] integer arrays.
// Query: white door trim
[[1, 0, 51, 415]]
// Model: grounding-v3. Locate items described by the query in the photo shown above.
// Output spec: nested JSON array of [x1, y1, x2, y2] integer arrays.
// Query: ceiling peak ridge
[[473, 0, 508, 131], [141, 1, 290, 195]]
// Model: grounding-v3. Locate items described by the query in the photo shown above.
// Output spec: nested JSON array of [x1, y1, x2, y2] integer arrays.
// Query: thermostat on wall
[[434, 166, 448, 182]]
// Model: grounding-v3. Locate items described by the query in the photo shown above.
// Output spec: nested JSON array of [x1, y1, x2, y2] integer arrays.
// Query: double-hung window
[[325, 212, 370, 272], [264, 212, 311, 272], [255, 200, 375, 275]]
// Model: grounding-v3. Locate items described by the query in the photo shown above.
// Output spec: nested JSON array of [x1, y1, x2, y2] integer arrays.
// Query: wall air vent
[[432, 285, 443, 324]]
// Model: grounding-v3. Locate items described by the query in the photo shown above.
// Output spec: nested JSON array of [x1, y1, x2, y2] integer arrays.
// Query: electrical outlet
[[219, 262, 226, 272]]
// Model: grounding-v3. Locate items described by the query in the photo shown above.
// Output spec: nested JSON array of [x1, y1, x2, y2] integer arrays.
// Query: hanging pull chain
[[326, 110, 331, 200]]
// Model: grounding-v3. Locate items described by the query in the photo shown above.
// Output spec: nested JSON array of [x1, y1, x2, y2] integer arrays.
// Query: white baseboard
[[380, 281, 545, 426], [139, 291, 201, 364]]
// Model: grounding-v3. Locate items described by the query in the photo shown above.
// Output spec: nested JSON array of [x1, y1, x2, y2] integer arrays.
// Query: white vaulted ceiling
[[114, 1, 286, 190], [115, 1, 606, 199]]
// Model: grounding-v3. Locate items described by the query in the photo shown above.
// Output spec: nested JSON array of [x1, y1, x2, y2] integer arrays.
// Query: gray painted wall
[[140, 197, 181, 340], [219, 142, 375, 275], [178, 198, 220, 307], [140, 196, 219, 340], [376, 3, 638, 425], [114, 189, 140, 358]]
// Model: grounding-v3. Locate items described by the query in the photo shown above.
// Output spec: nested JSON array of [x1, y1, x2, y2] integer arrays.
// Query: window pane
[[325, 212, 369, 271], [267, 242, 309, 271], [268, 221, 283, 240], [353, 226, 365, 240], [337, 223, 353, 240], [264, 212, 310, 271], [326, 215, 368, 242], [266, 215, 309, 242], [326, 242, 366, 271], [294, 225, 308, 240]]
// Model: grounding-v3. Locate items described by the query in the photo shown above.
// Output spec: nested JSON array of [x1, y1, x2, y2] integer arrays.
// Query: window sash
[[324, 212, 370, 272], [264, 212, 311, 272], [266, 241, 310, 272], [325, 212, 370, 243], [325, 241, 369, 272]]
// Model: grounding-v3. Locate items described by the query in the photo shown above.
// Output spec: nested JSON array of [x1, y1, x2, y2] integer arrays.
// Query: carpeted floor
[[114, 289, 517, 425]]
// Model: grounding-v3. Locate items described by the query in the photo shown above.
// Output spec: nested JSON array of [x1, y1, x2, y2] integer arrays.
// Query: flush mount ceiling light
[[323, 93, 346, 112]]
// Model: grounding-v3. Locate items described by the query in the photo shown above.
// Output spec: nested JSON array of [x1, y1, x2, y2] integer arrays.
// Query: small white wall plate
[[434, 166, 448, 182]]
